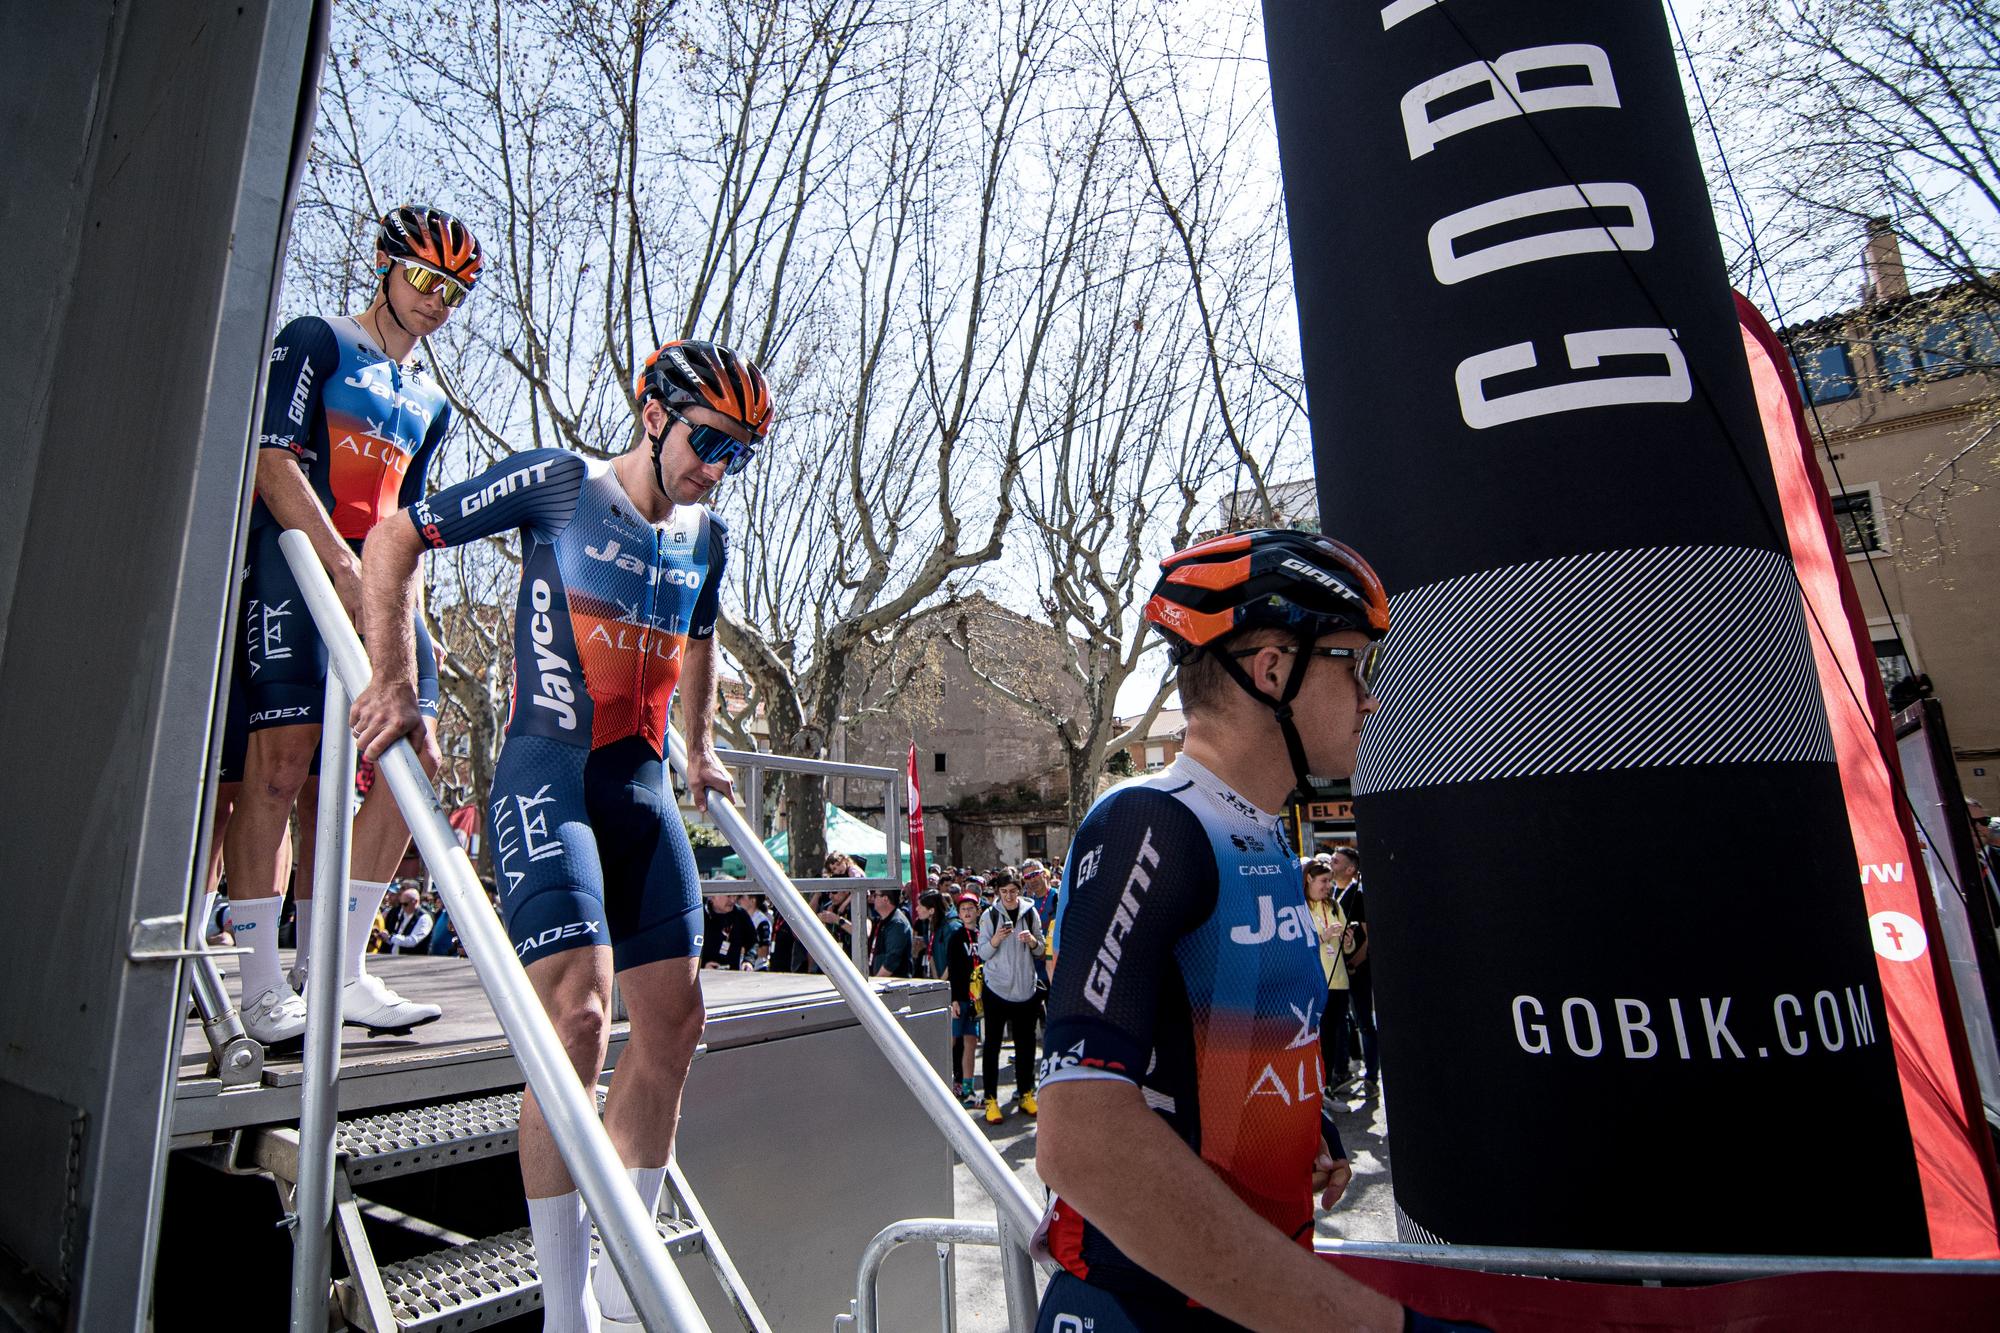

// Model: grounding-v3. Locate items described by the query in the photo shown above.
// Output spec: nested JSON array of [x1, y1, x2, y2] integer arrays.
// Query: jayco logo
[[343, 366, 432, 417], [1229, 895, 1313, 945], [527, 579, 578, 730], [583, 538, 702, 589]]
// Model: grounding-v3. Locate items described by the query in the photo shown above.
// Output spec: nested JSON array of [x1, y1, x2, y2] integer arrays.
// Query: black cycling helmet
[[1144, 528, 1389, 797]]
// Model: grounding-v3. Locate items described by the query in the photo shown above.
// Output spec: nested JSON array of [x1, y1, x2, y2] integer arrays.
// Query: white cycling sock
[[528, 1190, 599, 1333], [233, 895, 285, 1001], [593, 1164, 669, 1322], [346, 880, 388, 980]]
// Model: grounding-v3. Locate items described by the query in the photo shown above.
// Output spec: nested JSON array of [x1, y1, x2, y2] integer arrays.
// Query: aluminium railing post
[[667, 726, 1045, 1295], [995, 1213, 1040, 1333], [289, 667, 357, 1332], [277, 531, 710, 1333], [849, 1219, 998, 1333], [184, 917, 260, 1084]]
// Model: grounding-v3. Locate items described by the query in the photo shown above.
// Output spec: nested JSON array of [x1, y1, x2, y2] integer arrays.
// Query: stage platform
[[164, 955, 957, 1330], [173, 955, 946, 1144]]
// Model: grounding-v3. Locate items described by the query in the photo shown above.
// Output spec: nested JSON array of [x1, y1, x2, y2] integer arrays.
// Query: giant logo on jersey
[[1083, 827, 1162, 1012], [461, 457, 560, 516]]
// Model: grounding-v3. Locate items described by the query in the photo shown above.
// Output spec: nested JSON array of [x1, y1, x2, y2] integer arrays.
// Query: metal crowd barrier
[[698, 747, 909, 972], [278, 530, 711, 1333], [836, 1218, 1001, 1333]]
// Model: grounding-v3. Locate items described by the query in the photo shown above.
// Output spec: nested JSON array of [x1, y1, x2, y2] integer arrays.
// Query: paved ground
[[947, 1050, 1396, 1331]]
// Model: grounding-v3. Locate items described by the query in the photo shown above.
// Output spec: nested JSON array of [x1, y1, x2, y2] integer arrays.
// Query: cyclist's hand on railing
[[686, 748, 735, 813], [350, 678, 425, 762]]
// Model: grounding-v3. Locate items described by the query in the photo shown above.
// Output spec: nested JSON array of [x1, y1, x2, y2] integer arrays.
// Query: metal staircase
[[245, 1086, 771, 1332]]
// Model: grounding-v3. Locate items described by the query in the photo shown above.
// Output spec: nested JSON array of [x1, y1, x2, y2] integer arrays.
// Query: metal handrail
[[278, 530, 710, 1332], [665, 725, 1045, 1332], [1312, 1237, 2000, 1280], [289, 665, 357, 1331], [706, 747, 905, 970]]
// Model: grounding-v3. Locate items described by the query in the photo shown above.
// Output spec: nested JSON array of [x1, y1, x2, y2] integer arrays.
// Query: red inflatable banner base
[[1328, 1253, 2000, 1331]]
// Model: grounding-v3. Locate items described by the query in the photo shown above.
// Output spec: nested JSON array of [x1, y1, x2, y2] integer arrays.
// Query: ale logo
[[1868, 910, 1926, 963]]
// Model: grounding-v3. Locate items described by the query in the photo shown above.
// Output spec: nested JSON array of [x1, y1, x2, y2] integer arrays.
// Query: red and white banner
[[1740, 291, 2000, 1256], [906, 743, 928, 896]]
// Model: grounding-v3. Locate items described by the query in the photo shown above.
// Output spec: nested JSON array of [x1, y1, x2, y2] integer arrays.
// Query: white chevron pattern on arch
[[1353, 545, 1833, 796]]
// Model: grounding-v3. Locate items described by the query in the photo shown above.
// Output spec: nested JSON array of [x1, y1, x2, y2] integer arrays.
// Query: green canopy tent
[[716, 801, 911, 880]]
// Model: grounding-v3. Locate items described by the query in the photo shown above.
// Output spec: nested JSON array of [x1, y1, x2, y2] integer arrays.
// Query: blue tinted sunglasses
[[666, 406, 758, 475]]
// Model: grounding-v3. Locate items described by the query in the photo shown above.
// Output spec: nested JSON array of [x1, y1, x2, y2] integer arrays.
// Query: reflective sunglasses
[[1232, 641, 1383, 693], [665, 406, 759, 475], [399, 261, 473, 308]]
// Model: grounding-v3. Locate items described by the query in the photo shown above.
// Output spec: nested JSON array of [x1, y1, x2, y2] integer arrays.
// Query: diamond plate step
[[249, 1087, 606, 1183], [339, 1216, 703, 1333]]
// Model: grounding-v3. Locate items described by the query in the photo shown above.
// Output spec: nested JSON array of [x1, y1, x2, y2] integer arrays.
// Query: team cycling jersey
[[1038, 754, 1327, 1314], [238, 315, 448, 731], [408, 448, 726, 968], [409, 448, 725, 754], [255, 315, 453, 538]]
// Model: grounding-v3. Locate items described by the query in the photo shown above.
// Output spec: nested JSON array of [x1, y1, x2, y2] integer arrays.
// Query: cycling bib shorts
[[1037, 754, 1330, 1310], [411, 448, 727, 970], [240, 521, 440, 732]]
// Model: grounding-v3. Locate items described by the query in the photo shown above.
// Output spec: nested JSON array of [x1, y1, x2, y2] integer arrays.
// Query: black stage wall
[[0, 3, 318, 1324], [1261, 0, 1930, 1253]]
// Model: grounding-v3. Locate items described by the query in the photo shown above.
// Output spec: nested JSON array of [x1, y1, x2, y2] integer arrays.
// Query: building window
[[933, 752, 947, 773], [1144, 743, 1166, 770], [1830, 487, 1887, 556], [1872, 637, 1916, 695], [1867, 616, 1919, 699], [1794, 342, 1857, 404], [1875, 336, 1919, 388], [1024, 826, 1048, 861], [1912, 312, 2000, 378]]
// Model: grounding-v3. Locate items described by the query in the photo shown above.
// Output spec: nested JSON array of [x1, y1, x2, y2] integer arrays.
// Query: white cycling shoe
[[242, 985, 310, 1046], [341, 972, 443, 1036]]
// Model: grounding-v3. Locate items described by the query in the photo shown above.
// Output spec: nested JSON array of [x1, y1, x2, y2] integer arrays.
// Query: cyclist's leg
[[493, 735, 612, 1333], [593, 736, 705, 1164], [590, 737, 706, 1326], [225, 527, 327, 1015]]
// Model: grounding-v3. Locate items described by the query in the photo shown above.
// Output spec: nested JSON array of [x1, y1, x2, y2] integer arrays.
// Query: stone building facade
[[1787, 225, 1998, 805], [835, 594, 1082, 872]]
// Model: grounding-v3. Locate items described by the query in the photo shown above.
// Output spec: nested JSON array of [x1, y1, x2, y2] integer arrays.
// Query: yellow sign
[[1304, 800, 1353, 822]]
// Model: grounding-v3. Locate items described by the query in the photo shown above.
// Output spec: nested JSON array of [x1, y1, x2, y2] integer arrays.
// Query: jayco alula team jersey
[[1039, 754, 1326, 1310], [409, 448, 726, 754], [255, 315, 454, 539]]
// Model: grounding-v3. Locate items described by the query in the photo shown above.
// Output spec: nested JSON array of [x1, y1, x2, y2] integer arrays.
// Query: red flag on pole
[[906, 743, 928, 896]]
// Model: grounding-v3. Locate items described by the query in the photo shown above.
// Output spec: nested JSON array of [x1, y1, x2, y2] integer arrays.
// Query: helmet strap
[[645, 405, 673, 501], [377, 266, 418, 340], [1212, 633, 1317, 805]]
